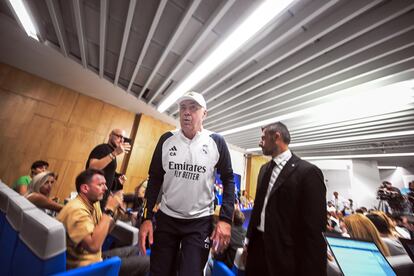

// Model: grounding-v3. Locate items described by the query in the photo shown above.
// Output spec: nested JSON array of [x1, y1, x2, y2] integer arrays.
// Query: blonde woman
[[370, 211, 400, 237], [26, 171, 63, 215], [343, 213, 390, 256]]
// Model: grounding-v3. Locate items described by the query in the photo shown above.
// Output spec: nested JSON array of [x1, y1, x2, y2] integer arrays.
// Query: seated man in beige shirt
[[57, 169, 149, 276]]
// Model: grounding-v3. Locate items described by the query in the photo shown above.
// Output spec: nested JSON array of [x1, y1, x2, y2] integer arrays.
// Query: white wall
[[379, 167, 414, 189], [228, 145, 247, 191], [311, 159, 384, 209], [310, 160, 352, 171], [324, 169, 352, 203], [351, 160, 381, 209], [310, 159, 353, 203]]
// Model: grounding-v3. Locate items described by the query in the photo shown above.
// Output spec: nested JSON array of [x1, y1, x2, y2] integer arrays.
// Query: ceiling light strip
[[302, 153, 414, 160], [7, 0, 39, 40], [245, 130, 414, 152], [377, 166, 398, 169], [157, 0, 295, 112]]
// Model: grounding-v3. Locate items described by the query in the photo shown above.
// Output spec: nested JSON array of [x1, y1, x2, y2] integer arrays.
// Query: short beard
[[262, 142, 279, 156]]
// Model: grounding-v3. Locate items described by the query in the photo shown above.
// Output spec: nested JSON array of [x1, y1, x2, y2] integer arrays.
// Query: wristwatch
[[103, 208, 115, 218]]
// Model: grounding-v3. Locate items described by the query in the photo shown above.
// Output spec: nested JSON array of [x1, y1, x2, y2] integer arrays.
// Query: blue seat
[[102, 234, 116, 251], [111, 220, 139, 246], [232, 265, 245, 276], [241, 208, 252, 230], [11, 208, 122, 276], [0, 183, 19, 236], [212, 260, 235, 276], [51, 256, 121, 276], [0, 195, 36, 276], [102, 220, 138, 250], [11, 208, 66, 275]]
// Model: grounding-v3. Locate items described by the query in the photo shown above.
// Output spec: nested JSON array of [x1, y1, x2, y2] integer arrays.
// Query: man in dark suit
[[244, 122, 327, 276]]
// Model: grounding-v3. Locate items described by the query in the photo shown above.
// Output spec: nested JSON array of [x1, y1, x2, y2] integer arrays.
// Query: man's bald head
[[109, 129, 126, 147]]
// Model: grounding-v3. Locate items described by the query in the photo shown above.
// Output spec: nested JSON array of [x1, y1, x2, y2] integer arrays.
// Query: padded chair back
[[7, 195, 37, 230], [51, 256, 122, 276], [212, 260, 235, 276], [0, 194, 35, 275], [12, 208, 66, 275], [111, 220, 139, 245], [0, 185, 19, 231], [0, 179, 9, 190]]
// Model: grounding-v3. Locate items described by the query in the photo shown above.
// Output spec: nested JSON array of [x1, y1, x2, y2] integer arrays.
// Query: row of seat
[[0, 180, 121, 276]]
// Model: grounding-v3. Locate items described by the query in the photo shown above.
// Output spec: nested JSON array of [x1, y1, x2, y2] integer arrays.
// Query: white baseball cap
[[176, 91, 207, 110]]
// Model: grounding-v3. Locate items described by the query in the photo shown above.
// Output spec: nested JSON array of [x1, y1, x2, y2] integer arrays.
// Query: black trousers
[[246, 230, 269, 276], [150, 211, 213, 276]]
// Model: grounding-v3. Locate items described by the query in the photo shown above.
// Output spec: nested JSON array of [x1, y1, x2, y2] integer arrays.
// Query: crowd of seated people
[[5, 126, 152, 275], [6, 149, 414, 276], [325, 184, 414, 274]]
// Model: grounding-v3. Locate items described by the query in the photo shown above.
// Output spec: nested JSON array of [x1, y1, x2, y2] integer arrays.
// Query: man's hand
[[138, 220, 153, 255], [118, 174, 127, 185], [113, 142, 131, 156], [210, 220, 231, 254]]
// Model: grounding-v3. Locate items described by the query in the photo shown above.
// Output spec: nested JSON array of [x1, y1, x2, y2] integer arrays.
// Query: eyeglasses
[[112, 132, 125, 140]]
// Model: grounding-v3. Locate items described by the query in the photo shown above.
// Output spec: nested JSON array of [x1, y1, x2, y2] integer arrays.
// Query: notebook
[[324, 233, 396, 276]]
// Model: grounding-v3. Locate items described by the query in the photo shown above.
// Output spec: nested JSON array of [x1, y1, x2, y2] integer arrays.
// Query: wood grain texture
[[123, 114, 175, 193], [0, 63, 141, 200], [245, 155, 270, 200]]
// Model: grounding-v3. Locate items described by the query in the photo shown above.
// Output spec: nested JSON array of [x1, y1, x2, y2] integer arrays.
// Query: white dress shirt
[[257, 149, 292, 232]]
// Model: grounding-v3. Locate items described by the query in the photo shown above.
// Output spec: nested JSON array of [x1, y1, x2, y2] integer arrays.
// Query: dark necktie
[[255, 160, 276, 215]]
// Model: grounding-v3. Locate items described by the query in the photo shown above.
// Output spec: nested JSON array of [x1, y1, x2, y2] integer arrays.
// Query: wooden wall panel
[[245, 155, 270, 199], [0, 63, 138, 200], [68, 95, 104, 130], [1, 66, 62, 105], [52, 88, 78, 123], [123, 114, 175, 193]]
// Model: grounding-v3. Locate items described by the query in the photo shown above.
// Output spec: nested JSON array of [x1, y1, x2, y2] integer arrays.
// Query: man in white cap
[[139, 91, 235, 276]]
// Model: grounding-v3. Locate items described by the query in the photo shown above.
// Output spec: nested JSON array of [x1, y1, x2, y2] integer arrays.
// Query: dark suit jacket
[[247, 153, 327, 276]]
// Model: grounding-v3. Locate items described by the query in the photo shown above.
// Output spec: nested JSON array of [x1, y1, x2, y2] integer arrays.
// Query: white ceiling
[[0, 0, 413, 168]]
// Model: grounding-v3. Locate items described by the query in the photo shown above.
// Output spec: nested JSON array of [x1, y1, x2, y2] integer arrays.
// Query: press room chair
[[0, 194, 36, 275]]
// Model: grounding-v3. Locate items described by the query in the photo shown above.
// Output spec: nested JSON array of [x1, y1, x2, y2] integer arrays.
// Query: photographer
[[377, 181, 404, 214], [86, 128, 131, 208]]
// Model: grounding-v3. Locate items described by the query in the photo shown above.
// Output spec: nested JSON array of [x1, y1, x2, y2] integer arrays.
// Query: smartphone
[[124, 137, 132, 144]]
